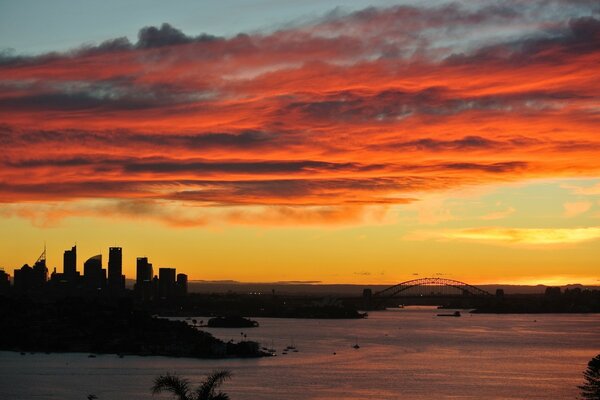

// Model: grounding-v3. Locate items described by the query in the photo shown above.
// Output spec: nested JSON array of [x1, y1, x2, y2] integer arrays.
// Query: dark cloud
[[284, 88, 583, 122], [137, 23, 193, 48], [1, 128, 280, 149], [446, 16, 600, 65], [2, 154, 384, 176], [374, 136, 501, 152], [0, 78, 211, 112], [0, 91, 158, 112], [0, 176, 421, 205], [5, 157, 93, 168], [168, 177, 421, 205], [129, 130, 278, 149], [0, 180, 146, 201], [372, 136, 549, 152], [123, 159, 378, 175], [136, 23, 220, 49], [441, 162, 528, 173]]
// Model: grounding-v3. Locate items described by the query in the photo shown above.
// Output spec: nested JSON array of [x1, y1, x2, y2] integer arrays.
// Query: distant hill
[[124, 280, 599, 296]]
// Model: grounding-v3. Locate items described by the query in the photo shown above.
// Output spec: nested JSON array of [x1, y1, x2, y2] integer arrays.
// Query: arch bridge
[[372, 277, 492, 300]]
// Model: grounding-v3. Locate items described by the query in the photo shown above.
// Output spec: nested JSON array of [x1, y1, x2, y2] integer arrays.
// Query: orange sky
[[1, 2, 599, 285]]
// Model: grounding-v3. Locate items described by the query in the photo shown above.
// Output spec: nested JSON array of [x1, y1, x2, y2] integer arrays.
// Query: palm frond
[[196, 370, 232, 400], [212, 392, 230, 400], [579, 354, 600, 399], [152, 373, 191, 400]]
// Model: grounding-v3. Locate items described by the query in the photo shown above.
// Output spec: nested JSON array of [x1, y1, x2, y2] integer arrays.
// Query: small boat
[[437, 311, 461, 317], [265, 340, 276, 353], [285, 338, 297, 351], [353, 344, 360, 349]]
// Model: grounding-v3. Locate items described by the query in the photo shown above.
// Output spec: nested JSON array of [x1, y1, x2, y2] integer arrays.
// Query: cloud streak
[[440, 226, 600, 245]]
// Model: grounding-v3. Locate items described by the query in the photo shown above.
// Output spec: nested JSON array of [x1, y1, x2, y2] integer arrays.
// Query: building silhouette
[[13, 264, 33, 294], [84, 254, 105, 290], [13, 247, 48, 294], [136, 257, 153, 286], [135, 257, 154, 301], [32, 247, 48, 288], [159, 267, 176, 299], [108, 247, 124, 291], [177, 273, 188, 297], [0, 269, 9, 295], [63, 245, 77, 282]]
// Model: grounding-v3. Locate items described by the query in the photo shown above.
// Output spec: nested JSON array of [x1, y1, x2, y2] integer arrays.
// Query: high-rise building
[[63, 245, 77, 280], [136, 257, 154, 301], [14, 247, 48, 295], [32, 246, 48, 287], [0, 269, 10, 295], [84, 254, 105, 290], [158, 267, 176, 299], [108, 247, 124, 290], [136, 257, 153, 287], [176, 273, 188, 297], [13, 264, 33, 294]]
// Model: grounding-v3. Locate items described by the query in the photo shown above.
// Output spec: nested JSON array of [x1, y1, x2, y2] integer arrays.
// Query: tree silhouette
[[579, 354, 600, 399], [152, 370, 232, 400]]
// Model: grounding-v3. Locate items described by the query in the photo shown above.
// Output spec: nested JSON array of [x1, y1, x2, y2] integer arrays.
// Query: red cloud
[[1, 3, 599, 224]]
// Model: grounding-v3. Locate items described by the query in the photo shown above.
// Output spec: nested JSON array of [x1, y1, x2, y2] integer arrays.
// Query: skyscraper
[[63, 245, 77, 280], [108, 247, 123, 290], [159, 267, 176, 299], [83, 254, 104, 290], [32, 246, 48, 287], [0, 269, 9, 295], [176, 273, 188, 297], [136, 257, 153, 287], [135, 256, 154, 301]]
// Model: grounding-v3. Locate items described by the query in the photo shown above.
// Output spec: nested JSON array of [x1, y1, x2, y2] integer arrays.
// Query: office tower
[[0, 269, 9, 295], [108, 247, 123, 290], [158, 267, 176, 299], [136, 257, 153, 287], [84, 254, 104, 290], [13, 264, 32, 294], [31, 246, 48, 287], [63, 245, 77, 280], [136, 257, 154, 301], [176, 273, 188, 297]]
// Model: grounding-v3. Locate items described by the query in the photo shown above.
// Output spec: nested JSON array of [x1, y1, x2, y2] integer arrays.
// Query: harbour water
[[1, 307, 598, 399]]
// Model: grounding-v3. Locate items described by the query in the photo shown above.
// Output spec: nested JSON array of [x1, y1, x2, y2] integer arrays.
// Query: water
[[1, 307, 598, 399]]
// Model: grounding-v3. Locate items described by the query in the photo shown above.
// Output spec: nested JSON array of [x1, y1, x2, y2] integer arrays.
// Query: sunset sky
[[1, 0, 599, 285]]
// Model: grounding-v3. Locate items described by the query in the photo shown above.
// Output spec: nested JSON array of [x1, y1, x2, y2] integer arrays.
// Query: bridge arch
[[373, 277, 492, 298]]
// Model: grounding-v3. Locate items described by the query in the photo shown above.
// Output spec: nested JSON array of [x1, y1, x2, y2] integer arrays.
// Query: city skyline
[[1, 0, 600, 285], [4, 243, 188, 300]]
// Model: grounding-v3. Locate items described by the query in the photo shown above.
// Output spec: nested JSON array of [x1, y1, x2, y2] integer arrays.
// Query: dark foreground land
[[471, 290, 600, 313], [152, 292, 366, 319], [0, 296, 267, 358], [358, 287, 600, 313]]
